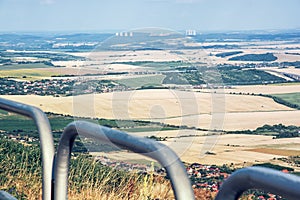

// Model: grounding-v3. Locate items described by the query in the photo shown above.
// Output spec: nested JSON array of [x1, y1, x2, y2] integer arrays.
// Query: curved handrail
[[215, 166, 300, 200], [0, 98, 55, 200], [53, 120, 195, 200], [0, 191, 17, 200]]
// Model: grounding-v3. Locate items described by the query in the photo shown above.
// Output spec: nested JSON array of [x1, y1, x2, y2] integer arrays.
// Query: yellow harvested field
[[246, 148, 300, 156], [176, 133, 300, 165], [262, 67, 300, 76], [52, 60, 88, 67], [89, 134, 300, 165], [51, 62, 148, 73], [274, 53, 300, 62], [72, 50, 183, 63], [38, 67, 103, 76], [222, 84, 300, 94], [0, 89, 296, 131], [162, 110, 300, 131], [67, 45, 300, 68], [129, 129, 208, 138]]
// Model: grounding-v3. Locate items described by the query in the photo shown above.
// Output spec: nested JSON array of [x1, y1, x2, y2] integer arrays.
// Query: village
[[95, 155, 286, 200], [0, 78, 128, 96]]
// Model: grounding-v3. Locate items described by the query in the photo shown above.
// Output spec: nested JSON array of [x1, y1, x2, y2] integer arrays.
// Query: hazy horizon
[[0, 0, 299, 32], [1, 28, 300, 35]]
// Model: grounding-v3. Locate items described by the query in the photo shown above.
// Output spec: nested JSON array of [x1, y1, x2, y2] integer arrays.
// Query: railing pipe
[[0, 191, 18, 200], [53, 120, 195, 200], [0, 98, 55, 200], [215, 166, 300, 200]]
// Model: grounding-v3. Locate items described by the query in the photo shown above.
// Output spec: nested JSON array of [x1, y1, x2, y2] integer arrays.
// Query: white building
[[186, 30, 196, 36]]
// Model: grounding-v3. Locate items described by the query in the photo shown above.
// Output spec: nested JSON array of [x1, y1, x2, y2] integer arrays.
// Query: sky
[[0, 0, 300, 32]]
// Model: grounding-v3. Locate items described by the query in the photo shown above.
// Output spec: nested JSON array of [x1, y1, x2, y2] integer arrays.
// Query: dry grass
[[68, 173, 174, 200], [0, 140, 175, 200], [0, 145, 216, 200], [0, 173, 42, 199]]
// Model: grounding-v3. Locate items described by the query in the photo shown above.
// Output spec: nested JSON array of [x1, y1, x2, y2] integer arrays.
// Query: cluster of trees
[[281, 61, 300, 68], [162, 66, 287, 85], [278, 156, 300, 167], [253, 162, 294, 172], [228, 53, 277, 61], [147, 135, 167, 141], [219, 68, 285, 85], [215, 51, 243, 58], [227, 124, 300, 138]]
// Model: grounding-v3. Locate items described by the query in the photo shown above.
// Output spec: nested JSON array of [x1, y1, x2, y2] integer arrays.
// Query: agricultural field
[[1, 4, 300, 199], [272, 92, 300, 107], [0, 69, 57, 80], [112, 61, 189, 71], [1, 106, 299, 167], [116, 74, 165, 88], [0, 63, 52, 70], [0, 88, 296, 131], [1, 31, 300, 172], [91, 133, 300, 167], [221, 83, 300, 95]]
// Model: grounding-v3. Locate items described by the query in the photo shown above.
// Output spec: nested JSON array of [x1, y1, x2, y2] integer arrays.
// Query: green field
[[272, 92, 300, 107], [0, 69, 56, 80], [0, 114, 74, 137], [0, 112, 178, 140], [117, 75, 165, 88], [0, 63, 52, 70], [0, 109, 8, 115]]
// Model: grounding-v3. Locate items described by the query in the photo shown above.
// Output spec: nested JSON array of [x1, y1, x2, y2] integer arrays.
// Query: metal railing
[[0, 98, 194, 200], [53, 121, 195, 200], [0, 191, 17, 200], [1, 98, 300, 200], [0, 98, 55, 200], [215, 166, 300, 200]]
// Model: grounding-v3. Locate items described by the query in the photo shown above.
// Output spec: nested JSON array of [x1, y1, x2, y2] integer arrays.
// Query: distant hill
[[193, 30, 300, 42]]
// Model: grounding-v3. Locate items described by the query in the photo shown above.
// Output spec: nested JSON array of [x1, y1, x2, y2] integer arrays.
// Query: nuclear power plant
[[115, 32, 133, 37], [185, 30, 196, 36]]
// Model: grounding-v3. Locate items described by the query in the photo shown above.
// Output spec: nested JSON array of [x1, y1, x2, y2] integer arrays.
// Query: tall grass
[[0, 138, 216, 199], [67, 155, 177, 199], [0, 139, 175, 199], [0, 139, 42, 199]]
